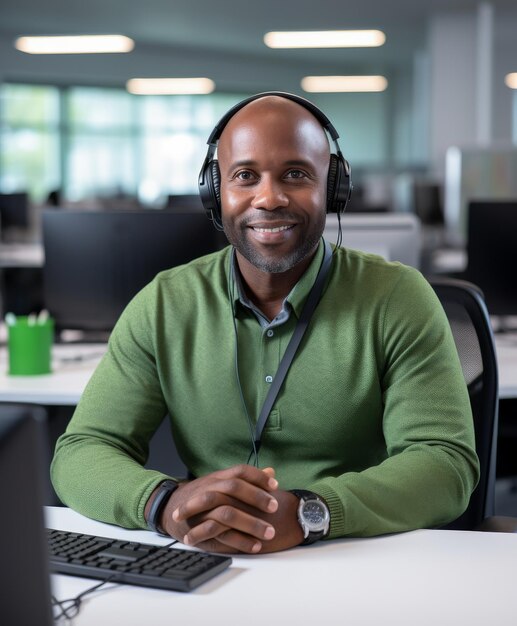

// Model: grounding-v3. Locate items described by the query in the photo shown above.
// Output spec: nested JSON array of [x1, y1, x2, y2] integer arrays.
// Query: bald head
[[218, 95, 330, 168]]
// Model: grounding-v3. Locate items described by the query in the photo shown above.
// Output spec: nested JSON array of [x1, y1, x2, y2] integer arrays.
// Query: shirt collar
[[230, 239, 326, 324]]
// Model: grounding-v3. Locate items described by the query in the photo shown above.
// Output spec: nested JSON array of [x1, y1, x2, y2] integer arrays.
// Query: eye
[[234, 170, 255, 181], [285, 169, 307, 179]]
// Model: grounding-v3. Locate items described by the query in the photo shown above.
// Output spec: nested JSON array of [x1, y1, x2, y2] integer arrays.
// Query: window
[[0, 84, 61, 201], [0, 83, 246, 204]]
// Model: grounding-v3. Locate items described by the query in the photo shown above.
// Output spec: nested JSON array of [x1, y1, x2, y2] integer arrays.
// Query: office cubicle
[[323, 213, 422, 269]]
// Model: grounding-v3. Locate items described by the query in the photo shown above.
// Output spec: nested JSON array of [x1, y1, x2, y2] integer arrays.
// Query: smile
[[252, 225, 294, 233]]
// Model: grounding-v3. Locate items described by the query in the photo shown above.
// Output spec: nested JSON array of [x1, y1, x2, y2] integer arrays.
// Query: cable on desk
[[51, 538, 179, 620], [52, 574, 116, 621]]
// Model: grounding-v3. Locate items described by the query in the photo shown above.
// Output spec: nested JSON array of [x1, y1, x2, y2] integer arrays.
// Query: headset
[[198, 91, 352, 231]]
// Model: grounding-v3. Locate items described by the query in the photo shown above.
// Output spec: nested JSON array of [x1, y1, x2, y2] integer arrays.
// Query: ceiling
[[1, 0, 516, 84]]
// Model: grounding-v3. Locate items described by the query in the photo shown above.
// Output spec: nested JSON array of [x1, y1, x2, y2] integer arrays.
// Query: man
[[51, 94, 479, 554]]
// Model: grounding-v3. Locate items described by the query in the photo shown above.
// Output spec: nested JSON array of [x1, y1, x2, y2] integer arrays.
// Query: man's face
[[217, 98, 330, 274]]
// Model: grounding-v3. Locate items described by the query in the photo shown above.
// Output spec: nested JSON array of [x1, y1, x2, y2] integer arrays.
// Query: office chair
[[429, 278, 517, 532]]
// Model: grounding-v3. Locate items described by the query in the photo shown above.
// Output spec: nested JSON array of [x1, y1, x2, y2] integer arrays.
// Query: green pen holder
[[7, 317, 54, 376]]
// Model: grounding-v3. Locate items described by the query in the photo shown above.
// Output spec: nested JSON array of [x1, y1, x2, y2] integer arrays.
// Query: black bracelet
[[147, 480, 179, 535]]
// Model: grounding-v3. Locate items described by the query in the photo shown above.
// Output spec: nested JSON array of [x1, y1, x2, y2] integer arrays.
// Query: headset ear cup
[[211, 160, 221, 207], [209, 160, 223, 229], [326, 154, 339, 213]]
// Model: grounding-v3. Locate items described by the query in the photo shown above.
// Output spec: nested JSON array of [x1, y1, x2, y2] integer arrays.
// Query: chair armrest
[[475, 516, 517, 533]]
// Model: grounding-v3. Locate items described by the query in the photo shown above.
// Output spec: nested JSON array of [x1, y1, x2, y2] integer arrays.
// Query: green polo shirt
[[51, 241, 479, 539]]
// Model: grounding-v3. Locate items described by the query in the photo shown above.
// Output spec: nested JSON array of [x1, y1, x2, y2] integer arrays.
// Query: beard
[[222, 210, 325, 274]]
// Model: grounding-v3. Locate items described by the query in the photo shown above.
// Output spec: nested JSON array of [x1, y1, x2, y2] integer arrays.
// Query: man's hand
[[152, 465, 303, 554]]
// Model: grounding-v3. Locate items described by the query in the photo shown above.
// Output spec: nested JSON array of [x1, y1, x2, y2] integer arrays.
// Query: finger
[[182, 504, 275, 546], [211, 528, 264, 554], [182, 520, 261, 554], [184, 520, 265, 555], [216, 464, 279, 492], [183, 519, 233, 546], [173, 480, 278, 522]]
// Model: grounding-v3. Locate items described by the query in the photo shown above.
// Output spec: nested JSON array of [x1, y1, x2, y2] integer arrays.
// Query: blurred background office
[[0, 1, 517, 507], [0, 1, 515, 229]]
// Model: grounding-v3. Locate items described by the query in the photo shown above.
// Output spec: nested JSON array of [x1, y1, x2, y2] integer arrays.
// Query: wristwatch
[[289, 489, 330, 545]]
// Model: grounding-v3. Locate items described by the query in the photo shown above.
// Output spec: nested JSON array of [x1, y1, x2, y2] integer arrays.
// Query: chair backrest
[[429, 278, 499, 530]]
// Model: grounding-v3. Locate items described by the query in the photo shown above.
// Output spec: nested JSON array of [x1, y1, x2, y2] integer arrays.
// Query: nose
[[251, 175, 289, 211]]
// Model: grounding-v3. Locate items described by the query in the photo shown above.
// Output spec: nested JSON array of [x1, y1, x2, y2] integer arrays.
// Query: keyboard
[[47, 528, 232, 592]]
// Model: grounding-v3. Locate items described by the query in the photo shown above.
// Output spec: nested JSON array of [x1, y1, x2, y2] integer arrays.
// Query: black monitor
[[0, 406, 53, 626], [43, 210, 226, 335], [413, 182, 444, 225], [0, 192, 30, 234], [165, 194, 205, 212], [464, 201, 517, 318]]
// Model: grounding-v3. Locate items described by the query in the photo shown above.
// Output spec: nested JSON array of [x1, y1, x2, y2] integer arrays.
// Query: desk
[[495, 333, 517, 399], [46, 506, 517, 626], [0, 343, 105, 404], [0, 242, 44, 268]]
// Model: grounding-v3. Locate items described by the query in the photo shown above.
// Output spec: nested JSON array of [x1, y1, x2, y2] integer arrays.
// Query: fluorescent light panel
[[505, 73, 517, 89], [264, 30, 385, 48], [15, 35, 134, 54], [302, 75, 388, 93], [127, 78, 215, 95]]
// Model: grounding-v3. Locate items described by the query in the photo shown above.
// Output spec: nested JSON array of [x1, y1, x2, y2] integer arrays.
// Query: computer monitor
[[164, 194, 205, 212], [464, 201, 517, 319], [42, 210, 226, 334], [0, 406, 53, 626], [413, 182, 444, 226], [444, 146, 517, 246], [324, 213, 422, 268], [0, 192, 30, 237]]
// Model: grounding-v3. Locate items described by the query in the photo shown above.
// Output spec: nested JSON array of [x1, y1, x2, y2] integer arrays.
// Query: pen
[[37, 309, 49, 325], [5, 312, 17, 326]]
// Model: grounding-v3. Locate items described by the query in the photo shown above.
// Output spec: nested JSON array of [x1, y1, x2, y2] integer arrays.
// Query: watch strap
[[147, 480, 179, 535]]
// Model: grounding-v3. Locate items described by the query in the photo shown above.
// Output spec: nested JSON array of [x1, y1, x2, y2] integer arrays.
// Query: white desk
[[0, 335, 516, 404], [0, 242, 44, 268], [495, 333, 517, 399], [0, 343, 105, 404], [46, 506, 517, 626]]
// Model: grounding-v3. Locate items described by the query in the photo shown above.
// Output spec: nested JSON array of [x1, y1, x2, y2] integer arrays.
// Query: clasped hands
[[158, 465, 303, 554]]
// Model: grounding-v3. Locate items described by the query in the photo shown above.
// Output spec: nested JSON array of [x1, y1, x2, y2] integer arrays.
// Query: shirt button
[[265, 375, 273, 383], [266, 329, 274, 338]]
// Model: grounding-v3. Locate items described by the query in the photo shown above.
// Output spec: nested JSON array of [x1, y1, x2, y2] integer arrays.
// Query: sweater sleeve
[[51, 282, 173, 529], [307, 267, 480, 538]]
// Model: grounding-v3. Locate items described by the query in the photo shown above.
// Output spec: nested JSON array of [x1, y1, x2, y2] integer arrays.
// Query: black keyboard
[[47, 528, 232, 592]]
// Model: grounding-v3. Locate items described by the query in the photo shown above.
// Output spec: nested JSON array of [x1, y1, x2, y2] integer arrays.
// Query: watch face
[[302, 500, 329, 531]]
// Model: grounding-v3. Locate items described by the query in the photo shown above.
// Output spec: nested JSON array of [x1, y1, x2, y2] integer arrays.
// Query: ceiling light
[[505, 73, 517, 89], [126, 78, 215, 95], [14, 35, 135, 54], [264, 30, 385, 49], [302, 75, 388, 93]]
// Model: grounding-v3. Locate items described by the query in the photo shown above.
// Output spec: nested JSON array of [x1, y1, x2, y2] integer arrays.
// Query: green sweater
[[51, 242, 479, 539]]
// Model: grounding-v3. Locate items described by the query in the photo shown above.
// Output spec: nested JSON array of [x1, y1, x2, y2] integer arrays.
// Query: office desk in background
[[46, 506, 517, 626], [0, 242, 44, 268], [494, 334, 517, 399], [0, 343, 105, 404]]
